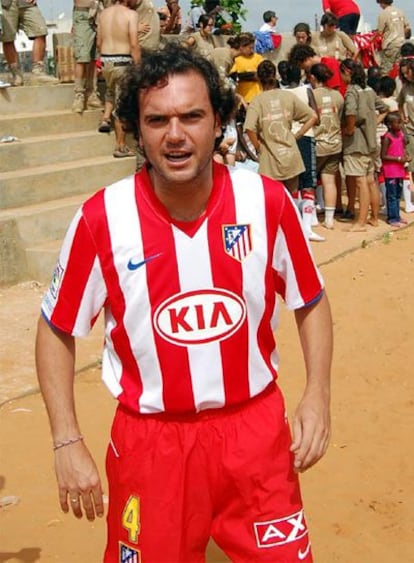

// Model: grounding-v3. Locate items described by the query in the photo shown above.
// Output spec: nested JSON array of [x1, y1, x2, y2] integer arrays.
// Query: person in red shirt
[[322, 0, 361, 36], [288, 44, 348, 96], [35, 43, 332, 563]]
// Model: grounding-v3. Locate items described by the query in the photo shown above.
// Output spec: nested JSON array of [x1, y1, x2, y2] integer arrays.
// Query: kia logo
[[153, 289, 246, 346]]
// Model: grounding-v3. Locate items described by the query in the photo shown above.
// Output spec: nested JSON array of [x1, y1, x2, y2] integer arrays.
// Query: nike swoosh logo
[[298, 541, 311, 560], [127, 252, 162, 271]]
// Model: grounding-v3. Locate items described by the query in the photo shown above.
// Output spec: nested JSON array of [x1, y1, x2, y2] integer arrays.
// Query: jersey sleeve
[[41, 208, 107, 337], [272, 190, 324, 310]]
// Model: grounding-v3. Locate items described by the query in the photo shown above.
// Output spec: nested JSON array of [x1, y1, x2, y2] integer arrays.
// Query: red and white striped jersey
[[42, 163, 323, 414]]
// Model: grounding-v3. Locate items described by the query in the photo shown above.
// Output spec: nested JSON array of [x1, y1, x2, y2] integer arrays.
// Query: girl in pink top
[[381, 111, 411, 226]]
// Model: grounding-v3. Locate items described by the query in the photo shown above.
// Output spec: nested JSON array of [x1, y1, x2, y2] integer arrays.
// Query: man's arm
[[343, 113, 356, 136], [164, 1, 180, 33], [290, 291, 333, 472], [96, 11, 103, 52], [35, 315, 104, 520], [129, 11, 141, 64], [245, 128, 261, 153], [322, 0, 332, 13], [339, 30, 357, 57]]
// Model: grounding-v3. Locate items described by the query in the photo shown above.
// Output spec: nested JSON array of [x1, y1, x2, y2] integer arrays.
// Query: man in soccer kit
[[36, 44, 333, 562]]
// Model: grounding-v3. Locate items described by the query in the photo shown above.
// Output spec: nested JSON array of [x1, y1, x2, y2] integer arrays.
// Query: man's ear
[[215, 114, 222, 138], [138, 130, 144, 149]]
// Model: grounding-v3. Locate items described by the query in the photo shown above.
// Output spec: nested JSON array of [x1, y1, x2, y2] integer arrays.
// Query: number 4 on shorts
[[122, 495, 141, 544]]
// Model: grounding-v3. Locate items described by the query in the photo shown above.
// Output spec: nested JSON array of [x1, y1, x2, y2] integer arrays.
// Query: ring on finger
[[70, 497, 79, 503]]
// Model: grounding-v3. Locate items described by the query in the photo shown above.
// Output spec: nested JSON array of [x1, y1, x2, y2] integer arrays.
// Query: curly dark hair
[[116, 43, 237, 141], [288, 44, 317, 67]]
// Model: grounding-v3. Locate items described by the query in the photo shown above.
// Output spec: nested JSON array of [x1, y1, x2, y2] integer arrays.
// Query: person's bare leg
[[367, 173, 380, 226], [31, 35, 59, 83], [74, 61, 85, 82], [2, 41, 18, 64], [346, 175, 356, 215], [335, 169, 343, 212], [99, 100, 113, 130], [112, 118, 134, 157], [72, 62, 86, 113], [85, 62, 102, 108], [283, 176, 299, 194], [114, 118, 126, 149], [349, 176, 368, 231], [3, 42, 23, 86], [85, 61, 96, 90], [32, 36, 46, 64]]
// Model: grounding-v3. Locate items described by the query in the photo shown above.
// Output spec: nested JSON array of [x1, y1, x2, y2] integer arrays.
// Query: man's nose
[[166, 117, 185, 142]]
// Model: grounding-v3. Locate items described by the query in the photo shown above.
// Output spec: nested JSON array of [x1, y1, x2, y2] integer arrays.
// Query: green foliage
[[191, 0, 247, 33], [216, 0, 247, 33]]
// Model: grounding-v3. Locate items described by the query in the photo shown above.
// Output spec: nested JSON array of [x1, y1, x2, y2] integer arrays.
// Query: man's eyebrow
[[143, 107, 208, 118]]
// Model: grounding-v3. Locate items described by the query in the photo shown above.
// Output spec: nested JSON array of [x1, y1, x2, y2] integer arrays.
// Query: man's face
[[138, 71, 221, 191]]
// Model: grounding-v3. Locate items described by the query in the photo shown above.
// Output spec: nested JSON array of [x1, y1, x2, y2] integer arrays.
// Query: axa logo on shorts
[[153, 289, 246, 346], [254, 509, 308, 549]]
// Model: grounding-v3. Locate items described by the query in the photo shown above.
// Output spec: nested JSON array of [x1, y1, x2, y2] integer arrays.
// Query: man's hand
[[290, 386, 330, 473], [138, 22, 151, 34], [55, 441, 104, 521]]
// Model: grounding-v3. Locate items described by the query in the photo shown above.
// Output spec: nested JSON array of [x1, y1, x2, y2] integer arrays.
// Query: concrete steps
[[0, 82, 75, 115], [0, 109, 102, 138], [1, 130, 116, 172], [0, 82, 137, 285], [0, 194, 87, 246]]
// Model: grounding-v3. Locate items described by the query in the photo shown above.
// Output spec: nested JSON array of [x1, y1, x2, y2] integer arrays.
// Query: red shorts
[[104, 384, 312, 562]]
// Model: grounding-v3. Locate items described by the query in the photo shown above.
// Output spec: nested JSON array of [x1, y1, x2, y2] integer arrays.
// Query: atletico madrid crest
[[223, 224, 252, 262], [120, 542, 141, 563]]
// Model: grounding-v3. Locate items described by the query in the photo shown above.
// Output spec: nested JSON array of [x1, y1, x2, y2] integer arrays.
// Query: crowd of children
[[201, 4, 414, 240]]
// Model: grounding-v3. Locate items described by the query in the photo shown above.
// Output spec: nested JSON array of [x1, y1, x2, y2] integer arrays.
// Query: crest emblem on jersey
[[223, 224, 252, 262], [50, 261, 64, 299], [119, 542, 141, 563]]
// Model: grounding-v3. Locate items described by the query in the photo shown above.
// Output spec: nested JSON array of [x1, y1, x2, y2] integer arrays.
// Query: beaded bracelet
[[53, 435, 84, 451]]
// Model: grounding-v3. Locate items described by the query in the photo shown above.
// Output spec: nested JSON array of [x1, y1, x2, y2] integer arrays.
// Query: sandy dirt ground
[[1, 215, 413, 563]]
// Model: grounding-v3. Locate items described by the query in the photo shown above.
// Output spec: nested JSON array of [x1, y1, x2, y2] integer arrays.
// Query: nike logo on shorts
[[298, 541, 311, 560]]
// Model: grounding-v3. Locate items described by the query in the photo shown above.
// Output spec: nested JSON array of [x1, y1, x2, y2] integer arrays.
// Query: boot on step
[[31, 61, 59, 85], [72, 88, 86, 113], [9, 63, 24, 87]]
